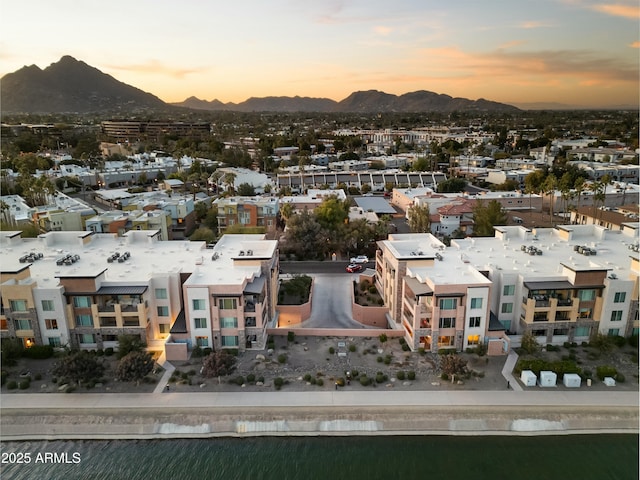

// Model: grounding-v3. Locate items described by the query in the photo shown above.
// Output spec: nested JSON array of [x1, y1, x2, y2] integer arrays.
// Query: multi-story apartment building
[[213, 197, 279, 235], [0, 230, 279, 358], [375, 224, 639, 353]]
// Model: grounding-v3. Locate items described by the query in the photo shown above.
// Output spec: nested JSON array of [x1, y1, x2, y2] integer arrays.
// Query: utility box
[[604, 377, 616, 387], [563, 373, 581, 388], [520, 370, 537, 387], [539, 370, 557, 387]]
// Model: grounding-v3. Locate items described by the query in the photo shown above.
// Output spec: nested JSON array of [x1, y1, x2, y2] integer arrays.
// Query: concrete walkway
[[501, 350, 523, 391], [152, 351, 175, 394]]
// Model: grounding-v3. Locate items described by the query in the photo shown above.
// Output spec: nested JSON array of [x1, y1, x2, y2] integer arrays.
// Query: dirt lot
[[3, 335, 637, 395]]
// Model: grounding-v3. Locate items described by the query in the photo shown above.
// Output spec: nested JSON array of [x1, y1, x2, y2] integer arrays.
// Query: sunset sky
[[1, 0, 638, 108]]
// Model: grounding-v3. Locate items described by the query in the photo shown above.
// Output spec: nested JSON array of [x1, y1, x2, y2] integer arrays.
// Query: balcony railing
[[557, 298, 573, 307]]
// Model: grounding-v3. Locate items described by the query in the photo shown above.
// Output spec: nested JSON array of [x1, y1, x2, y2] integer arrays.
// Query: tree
[[441, 354, 468, 377], [117, 334, 146, 359], [280, 202, 294, 222], [524, 170, 545, 212], [201, 350, 237, 378], [520, 331, 541, 354], [115, 351, 154, 383], [473, 200, 507, 236], [282, 209, 325, 260], [407, 204, 431, 233], [53, 351, 105, 385], [237, 182, 256, 196], [222, 172, 237, 193], [189, 227, 216, 243], [437, 178, 466, 193], [314, 195, 349, 230]]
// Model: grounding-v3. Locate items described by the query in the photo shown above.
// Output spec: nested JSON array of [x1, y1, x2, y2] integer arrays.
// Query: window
[[221, 335, 238, 347], [437, 335, 454, 347], [45, 319, 58, 330], [75, 314, 93, 327], [579, 308, 592, 319], [10, 300, 27, 312], [196, 336, 209, 347], [439, 298, 457, 310], [503, 285, 515, 296], [467, 335, 480, 346], [220, 317, 238, 328], [155, 288, 167, 299], [194, 318, 207, 329], [157, 306, 169, 317], [48, 337, 61, 347], [500, 320, 511, 332], [192, 299, 206, 311], [14, 319, 31, 330], [79, 333, 95, 344], [614, 292, 626, 303], [159, 323, 169, 334], [575, 326, 590, 337], [219, 298, 237, 310], [439, 317, 455, 329], [577, 289, 595, 301], [501, 303, 513, 314], [607, 329, 620, 337], [469, 316, 481, 328], [73, 296, 91, 308], [41, 300, 55, 311], [470, 298, 483, 309], [610, 310, 623, 322]]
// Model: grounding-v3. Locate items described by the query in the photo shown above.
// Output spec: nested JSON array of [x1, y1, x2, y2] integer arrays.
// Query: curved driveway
[[299, 273, 376, 329]]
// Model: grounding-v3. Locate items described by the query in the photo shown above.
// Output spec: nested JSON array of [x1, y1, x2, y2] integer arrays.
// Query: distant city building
[[213, 196, 279, 235]]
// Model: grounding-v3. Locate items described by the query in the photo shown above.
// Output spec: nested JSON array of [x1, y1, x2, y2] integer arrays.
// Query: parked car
[[346, 264, 363, 273], [350, 255, 369, 264]]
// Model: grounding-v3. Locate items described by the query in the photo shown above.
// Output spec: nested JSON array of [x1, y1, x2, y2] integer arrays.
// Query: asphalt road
[[280, 260, 374, 274]]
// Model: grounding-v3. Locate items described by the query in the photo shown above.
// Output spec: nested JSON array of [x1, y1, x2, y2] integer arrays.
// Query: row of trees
[[406, 200, 507, 237]]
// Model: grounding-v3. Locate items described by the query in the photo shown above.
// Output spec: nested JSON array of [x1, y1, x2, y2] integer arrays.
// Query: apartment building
[[0, 230, 279, 359], [213, 196, 279, 235], [375, 224, 639, 353]]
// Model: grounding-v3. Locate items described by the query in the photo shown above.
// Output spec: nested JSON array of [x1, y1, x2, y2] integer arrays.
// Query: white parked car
[[350, 255, 369, 264]]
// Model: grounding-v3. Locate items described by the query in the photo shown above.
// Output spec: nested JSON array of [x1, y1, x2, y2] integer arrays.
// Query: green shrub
[[329, 347, 335, 354], [18, 380, 30, 390], [23, 345, 54, 359], [105, 347, 115, 356], [348, 344, 356, 353], [274, 377, 284, 390], [402, 344, 410, 351], [628, 335, 639, 349], [234, 376, 245, 386], [396, 371, 406, 381], [246, 374, 256, 383], [582, 369, 593, 379], [34, 373, 42, 381], [277, 354, 287, 364], [309, 377, 317, 385], [379, 334, 388, 343], [377, 356, 383, 363], [359, 375, 371, 386], [612, 336, 626, 348], [191, 345, 203, 358], [257, 376, 265, 383], [6, 380, 18, 390], [615, 373, 626, 383], [384, 355, 392, 365], [287, 331, 295, 342], [408, 371, 416, 380], [441, 373, 449, 380], [399, 337, 406, 345], [65, 386, 76, 393], [375, 372, 388, 384], [418, 347, 425, 355], [202, 347, 213, 356], [596, 365, 617, 381], [316, 378, 324, 387], [96, 349, 104, 357], [303, 373, 312, 382]]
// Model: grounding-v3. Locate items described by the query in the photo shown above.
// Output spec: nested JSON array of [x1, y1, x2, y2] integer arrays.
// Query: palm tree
[[222, 172, 237, 194]]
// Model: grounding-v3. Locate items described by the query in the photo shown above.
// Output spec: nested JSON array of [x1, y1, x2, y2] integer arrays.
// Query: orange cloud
[[591, 3, 640, 19], [106, 59, 206, 78], [518, 21, 554, 28], [374, 25, 393, 36], [630, 41, 640, 48]]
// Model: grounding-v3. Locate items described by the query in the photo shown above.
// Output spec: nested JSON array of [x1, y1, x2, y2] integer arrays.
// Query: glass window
[[220, 317, 238, 328], [157, 306, 169, 317], [45, 319, 58, 330], [155, 288, 167, 299], [221, 335, 238, 347], [194, 318, 207, 329], [219, 298, 237, 310], [577, 289, 595, 301], [79, 333, 95, 344], [439, 298, 457, 310], [500, 320, 511, 332], [10, 300, 27, 312], [503, 285, 515, 296], [467, 335, 480, 346], [607, 329, 620, 337], [73, 296, 91, 308], [192, 299, 206, 310], [158, 323, 170, 334], [575, 326, 590, 337], [438, 317, 455, 329], [14, 319, 31, 330], [469, 316, 481, 328], [579, 308, 592, 319], [470, 298, 483, 309], [614, 292, 626, 303], [48, 337, 62, 347], [196, 336, 209, 347], [610, 310, 623, 322], [41, 300, 55, 311], [501, 303, 513, 314], [75, 314, 93, 327]]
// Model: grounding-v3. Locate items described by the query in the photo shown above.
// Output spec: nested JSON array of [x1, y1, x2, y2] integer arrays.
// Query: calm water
[[1, 435, 637, 480]]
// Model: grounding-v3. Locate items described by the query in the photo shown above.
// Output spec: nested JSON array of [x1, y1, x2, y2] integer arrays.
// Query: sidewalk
[[152, 351, 175, 394], [501, 350, 523, 391]]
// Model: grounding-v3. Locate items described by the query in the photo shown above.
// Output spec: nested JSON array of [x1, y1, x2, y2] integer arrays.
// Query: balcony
[[557, 298, 573, 307], [533, 313, 548, 322], [100, 317, 117, 327], [123, 318, 140, 327], [98, 304, 116, 313]]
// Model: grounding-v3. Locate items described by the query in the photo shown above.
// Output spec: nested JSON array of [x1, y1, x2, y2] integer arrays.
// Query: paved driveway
[[300, 274, 375, 329]]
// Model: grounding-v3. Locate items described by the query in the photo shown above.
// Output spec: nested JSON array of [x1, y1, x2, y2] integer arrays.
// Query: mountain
[[174, 89, 519, 113], [1, 56, 519, 113], [1, 56, 168, 113]]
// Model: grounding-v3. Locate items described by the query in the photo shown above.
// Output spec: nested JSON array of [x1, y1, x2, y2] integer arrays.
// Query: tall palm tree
[[222, 172, 237, 194]]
